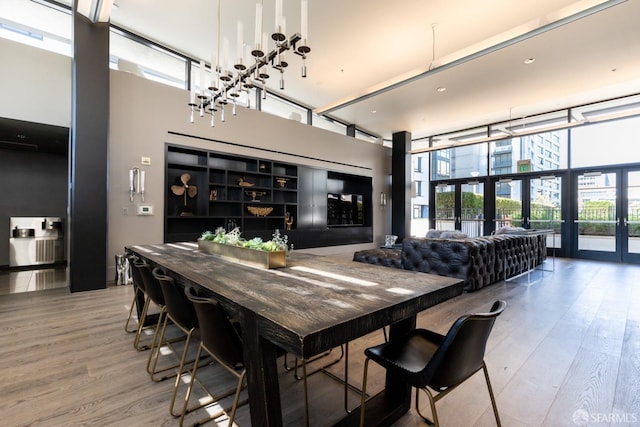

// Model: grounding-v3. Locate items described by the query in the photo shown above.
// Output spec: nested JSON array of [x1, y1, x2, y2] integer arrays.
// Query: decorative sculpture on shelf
[[171, 173, 198, 216], [285, 212, 293, 231], [275, 177, 289, 188], [246, 190, 266, 202], [237, 177, 255, 187], [209, 189, 217, 201]]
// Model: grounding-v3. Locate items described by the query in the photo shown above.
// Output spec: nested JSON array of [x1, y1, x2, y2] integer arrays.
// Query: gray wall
[[108, 71, 391, 280], [0, 149, 68, 266]]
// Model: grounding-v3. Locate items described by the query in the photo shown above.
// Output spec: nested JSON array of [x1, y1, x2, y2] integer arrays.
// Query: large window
[[0, 0, 72, 56], [489, 131, 568, 176], [312, 114, 347, 134], [262, 94, 308, 123], [571, 116, 640, 168], [431, 144, 487, 180], [111, 29, 186, 89]]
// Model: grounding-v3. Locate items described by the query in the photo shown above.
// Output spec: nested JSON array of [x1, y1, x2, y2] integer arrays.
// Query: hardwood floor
[[1, 257, 639, 426]]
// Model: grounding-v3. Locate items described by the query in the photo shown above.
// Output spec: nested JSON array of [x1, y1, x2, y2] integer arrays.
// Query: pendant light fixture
[[189, 0, 311, 126]]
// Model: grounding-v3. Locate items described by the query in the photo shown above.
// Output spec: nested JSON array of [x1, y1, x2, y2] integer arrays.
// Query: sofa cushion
[[425, 230, 444, 238], [439, 230, 468, 239], [402, 238, 471, 285], [353, 248, 403, 269]]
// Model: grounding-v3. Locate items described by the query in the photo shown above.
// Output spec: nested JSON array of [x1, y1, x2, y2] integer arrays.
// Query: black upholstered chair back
[[138, 262, 165, 307], [185, 286, 244, 369], [423, 300, 506, 391], [128, 256, 146, 293], [153, 268, 198, 330]]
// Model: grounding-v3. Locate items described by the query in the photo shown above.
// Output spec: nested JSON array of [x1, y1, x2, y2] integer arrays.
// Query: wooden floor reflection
[[0, 265, 68, 295]]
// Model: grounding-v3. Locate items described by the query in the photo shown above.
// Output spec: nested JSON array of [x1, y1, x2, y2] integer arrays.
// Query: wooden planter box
[[198, 239, 286, 269]]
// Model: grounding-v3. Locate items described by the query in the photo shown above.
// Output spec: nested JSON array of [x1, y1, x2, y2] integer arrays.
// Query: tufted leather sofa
[[353, 234, 546, 292]]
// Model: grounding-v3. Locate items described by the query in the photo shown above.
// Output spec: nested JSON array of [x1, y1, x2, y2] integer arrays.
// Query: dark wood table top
[[127, 242, 464, 359]]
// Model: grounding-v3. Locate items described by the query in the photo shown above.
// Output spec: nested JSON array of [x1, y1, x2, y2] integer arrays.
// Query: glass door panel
[[576, 172, 617, 253], [435, 184, 456, 230], [624, 170, 640, 261], [494, 179, 523, 231], [530, 177, 563, 249], [461, 182, 484, 237]]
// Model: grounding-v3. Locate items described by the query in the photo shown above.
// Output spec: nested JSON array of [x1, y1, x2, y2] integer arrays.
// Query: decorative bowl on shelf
[[247, 206, 273, 217]]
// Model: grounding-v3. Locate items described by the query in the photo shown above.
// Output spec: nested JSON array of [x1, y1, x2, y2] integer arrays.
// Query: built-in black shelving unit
[[165, 144, 373, 248]]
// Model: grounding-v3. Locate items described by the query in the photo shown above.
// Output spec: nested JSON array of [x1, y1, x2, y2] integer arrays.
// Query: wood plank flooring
[[1, 257, 639, 426]]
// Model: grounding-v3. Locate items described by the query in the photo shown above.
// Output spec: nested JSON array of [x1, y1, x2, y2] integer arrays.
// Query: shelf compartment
[[209, 154, 257, 172], [243, 217, 290, 232], [272, 190, 298, 204], [210, 202, 243, 217], [273, 176, 298, 190], [209, 169, 226, 184], [167, 147, 208, 167], [273, 162, 297, 177], [243, 189, 271, 203]]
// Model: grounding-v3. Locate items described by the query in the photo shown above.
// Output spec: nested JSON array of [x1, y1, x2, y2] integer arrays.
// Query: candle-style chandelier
[[189, 0, 310, 126]]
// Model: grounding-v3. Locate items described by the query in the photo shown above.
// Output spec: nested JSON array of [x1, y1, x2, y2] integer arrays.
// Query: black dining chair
[[152, 268, 201, 417], [129, 257, 156, 351], [124, 254, 141, 334], [359, 300, 506, 427], [181, 286, 248, 427]]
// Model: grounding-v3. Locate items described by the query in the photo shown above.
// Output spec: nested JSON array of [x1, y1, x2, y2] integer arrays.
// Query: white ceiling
[[106, 0, 640, 141]]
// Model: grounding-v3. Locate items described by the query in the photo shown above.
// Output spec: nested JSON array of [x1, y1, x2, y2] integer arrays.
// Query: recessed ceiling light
[[370, 109, 377, 114], [524, 58, 535, 65], [436, 87, 446, 93]]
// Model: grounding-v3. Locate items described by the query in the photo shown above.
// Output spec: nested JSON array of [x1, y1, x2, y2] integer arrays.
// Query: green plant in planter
[[201, 227, 289, 252]]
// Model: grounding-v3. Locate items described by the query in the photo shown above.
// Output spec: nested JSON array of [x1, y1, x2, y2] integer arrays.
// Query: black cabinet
[[298, 167, 327, 229], [165, 144, 373, 248]]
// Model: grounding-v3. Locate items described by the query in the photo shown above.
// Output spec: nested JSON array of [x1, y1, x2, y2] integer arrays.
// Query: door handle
[[623, 217, 628, 227]]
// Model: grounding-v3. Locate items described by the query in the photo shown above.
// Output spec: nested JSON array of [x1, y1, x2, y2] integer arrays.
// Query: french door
[[434, 181, 486, 237], [492, 174, 565, 254], [572, 168, 640, 263]]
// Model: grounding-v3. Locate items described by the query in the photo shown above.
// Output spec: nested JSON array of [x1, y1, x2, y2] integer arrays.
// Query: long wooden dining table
[[126, 242, 464, 426]]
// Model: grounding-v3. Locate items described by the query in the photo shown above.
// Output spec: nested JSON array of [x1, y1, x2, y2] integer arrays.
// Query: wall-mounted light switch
[[141, 156, 151, 165]]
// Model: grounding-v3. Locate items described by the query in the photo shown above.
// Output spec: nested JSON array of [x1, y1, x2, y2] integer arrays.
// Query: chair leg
[[180, 344, 203, 427], [146, 307, 167, 378], [133, 296, 152, 351], [124, 286, 140, 333], [343, 341, 353, 414], [147, 309, 193, 382], [358, 357, 371, 427], [169, 328, 196, 417], [483, 363, 502, 427], [302, 361, 310, 427], [293, 346, 344, 380], [179, 344, 247, 427], [415, 387, 439, 426], [227, 370, 246, 427]]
